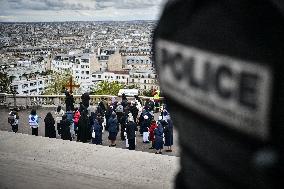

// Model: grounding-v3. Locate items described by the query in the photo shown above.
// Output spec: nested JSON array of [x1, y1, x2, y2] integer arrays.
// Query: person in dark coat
[[108, 111, 118, 147], [44, 112, 56, 138], [59, 115, 72, 141], [105, 104, 113, 131], [91, 112, 103, 145], [81, 92, 90, 110], [126, 115, 138, 150], [77, 110, 89, 143], [141, 115, 151, 143], [144, 99, 154, 112], [65, 91, 75, 111], [154, 119, 164, 154], [121, 93, 128, 108], [163, 110, 174, 152], [119, 112, 128, 140], [129, 102, 139, 124]]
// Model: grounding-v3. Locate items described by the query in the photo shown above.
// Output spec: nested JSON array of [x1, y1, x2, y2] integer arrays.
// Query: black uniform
[[154, 0, 284, 188]]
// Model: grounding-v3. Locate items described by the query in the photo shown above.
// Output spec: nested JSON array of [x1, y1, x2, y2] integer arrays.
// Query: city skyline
[[0, 0, 165, 22]]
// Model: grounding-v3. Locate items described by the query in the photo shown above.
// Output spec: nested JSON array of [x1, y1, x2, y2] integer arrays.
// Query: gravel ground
[[0, 107, 180, 156]]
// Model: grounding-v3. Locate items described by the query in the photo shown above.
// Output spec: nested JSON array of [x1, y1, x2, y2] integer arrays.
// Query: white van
[[118, 89, 139, 97]]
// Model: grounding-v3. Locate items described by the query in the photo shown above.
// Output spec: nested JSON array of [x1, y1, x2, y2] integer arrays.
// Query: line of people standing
[[22, 93, 174, 154]]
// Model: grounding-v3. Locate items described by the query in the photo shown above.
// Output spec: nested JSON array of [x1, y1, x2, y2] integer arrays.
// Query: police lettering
[[160, 48, 259, 111]]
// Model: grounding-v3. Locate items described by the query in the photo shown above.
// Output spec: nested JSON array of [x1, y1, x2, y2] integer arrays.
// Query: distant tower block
[[46, 53, 53, 71], [107, 50, 123, 71]]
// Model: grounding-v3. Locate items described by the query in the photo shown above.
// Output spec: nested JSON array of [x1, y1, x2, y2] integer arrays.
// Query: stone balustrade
[[0, 93, 162, 109]]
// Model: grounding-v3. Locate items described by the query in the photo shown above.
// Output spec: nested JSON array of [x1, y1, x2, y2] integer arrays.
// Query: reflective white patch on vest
[[155, 39, 273, 140]]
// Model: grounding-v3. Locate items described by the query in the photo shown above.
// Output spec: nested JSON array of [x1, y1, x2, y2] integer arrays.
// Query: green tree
[[127, 84, 139, 89], [0, 73, 12, 93], [142, 89, 154, 97], [91, 81, 125, 95], [43, 72, 72, 95]]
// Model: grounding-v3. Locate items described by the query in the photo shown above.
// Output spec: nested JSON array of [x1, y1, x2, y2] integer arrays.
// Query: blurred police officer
[[154, 0, 284, 188]]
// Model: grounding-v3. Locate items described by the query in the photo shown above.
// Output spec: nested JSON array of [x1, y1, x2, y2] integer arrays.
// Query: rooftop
[[0, 130, 179, 189]]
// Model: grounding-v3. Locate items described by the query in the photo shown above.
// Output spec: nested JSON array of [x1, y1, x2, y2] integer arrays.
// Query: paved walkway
[[0, 107, 180, 156], [0, 130, 179, 189]]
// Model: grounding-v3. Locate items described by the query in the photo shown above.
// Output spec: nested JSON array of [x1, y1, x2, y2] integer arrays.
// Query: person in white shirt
[[28, 109, 39, 136]]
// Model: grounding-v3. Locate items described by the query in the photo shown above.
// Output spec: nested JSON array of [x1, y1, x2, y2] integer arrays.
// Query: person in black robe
[[126, 116, 138, 150], [59, 115, 72, 141], [44, 112, 56, 138], [164, 118, 174, 152], [105, 105, 113, 131], [81, 92, 90, 111], [65, 91, 75, 111], [97, 101, 106, 115], [77, 110, 89, 143]]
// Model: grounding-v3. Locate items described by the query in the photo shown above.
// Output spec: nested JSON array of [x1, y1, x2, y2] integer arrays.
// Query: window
[[98, 75, 101, 78], [81, 71, 84, 74], [81, 59, 89, 63], [81, 65, 84, 68], [86, 71, 89, 74]]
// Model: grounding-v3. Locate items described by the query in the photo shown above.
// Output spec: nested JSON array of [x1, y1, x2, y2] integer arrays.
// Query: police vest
[[29, 115, 39, 127]]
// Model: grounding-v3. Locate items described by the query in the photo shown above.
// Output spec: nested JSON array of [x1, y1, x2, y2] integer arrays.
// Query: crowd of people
[[8, 93, 174, 154]]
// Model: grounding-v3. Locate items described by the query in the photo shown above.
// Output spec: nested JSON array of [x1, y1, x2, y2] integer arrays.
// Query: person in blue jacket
[[154, 117, 164, 154], [91, 112, 103, 145], [108, 111, 118, 147]]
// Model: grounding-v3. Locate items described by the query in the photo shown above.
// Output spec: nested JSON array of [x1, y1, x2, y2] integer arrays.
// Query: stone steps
[[0, 131, 179, 189]]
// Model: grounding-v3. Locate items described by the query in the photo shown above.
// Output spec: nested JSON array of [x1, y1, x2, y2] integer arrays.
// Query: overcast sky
[[0, 0, 166, 22]]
